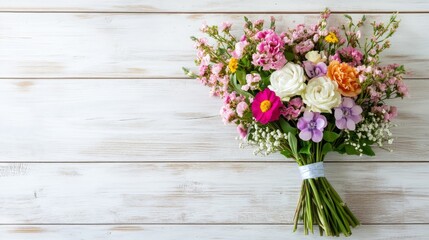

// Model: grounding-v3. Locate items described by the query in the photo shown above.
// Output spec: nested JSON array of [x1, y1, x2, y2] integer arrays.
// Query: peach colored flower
[[327, 61, 361, 97]]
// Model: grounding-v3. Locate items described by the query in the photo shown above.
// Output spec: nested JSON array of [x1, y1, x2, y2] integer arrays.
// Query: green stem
[[307, 179, 332, 236]]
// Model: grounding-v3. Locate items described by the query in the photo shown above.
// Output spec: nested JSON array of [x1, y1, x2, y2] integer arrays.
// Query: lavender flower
[[334, 97, 363, 130], [297, 111, 327, 142], [303, 61, 327, 78]]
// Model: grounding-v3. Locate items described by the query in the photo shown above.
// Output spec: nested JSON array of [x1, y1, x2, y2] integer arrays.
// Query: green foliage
[[279, 117, 297, 135], [345, 145, 360, 155], [323, 131, 340, 142], [322, 143, 333, 156], [231, 73, 253, 98], [361, 145, 375, 156], [287, 132, 299, 159], [299, 142, 312, 155], [235, 70, 246, 85], [284, 51, 295, 61]]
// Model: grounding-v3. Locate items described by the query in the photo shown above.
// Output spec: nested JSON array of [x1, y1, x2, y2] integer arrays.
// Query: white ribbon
[[299, 162, 325, 180]]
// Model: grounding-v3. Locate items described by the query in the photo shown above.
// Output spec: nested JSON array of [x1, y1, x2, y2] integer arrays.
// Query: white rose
[[305, 50, 327, 63], [302, 76, 341, 113], [268, 62, 306, 101]]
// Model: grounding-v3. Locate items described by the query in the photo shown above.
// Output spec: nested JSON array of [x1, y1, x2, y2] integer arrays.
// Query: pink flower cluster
[[284, 24, 319, 45], [366, 64, 409, 103], [220, 92, 250, 138], [231, 38, 249, 59], [241, 73, 261, 91], [372, 105, 398, 122], [252, 29, 287, 70], [194, 38, 230, 97], [198, 63, 229, 97], [281, 97, 304, 120], [331, 47, 363, 67], [220, 92, 246, 124]]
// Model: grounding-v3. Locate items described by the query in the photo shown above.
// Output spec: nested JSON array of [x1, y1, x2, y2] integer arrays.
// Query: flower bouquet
[[183, 9, 408, 237]]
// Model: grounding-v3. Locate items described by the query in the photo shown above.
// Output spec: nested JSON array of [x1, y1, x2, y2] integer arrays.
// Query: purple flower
[[297, 111, 328, 142], [334, 97, 363, 130], [303, 61, 327, 78]]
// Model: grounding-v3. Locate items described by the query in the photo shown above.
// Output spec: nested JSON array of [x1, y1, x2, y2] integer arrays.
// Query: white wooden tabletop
[[0, 1, 428, 239]]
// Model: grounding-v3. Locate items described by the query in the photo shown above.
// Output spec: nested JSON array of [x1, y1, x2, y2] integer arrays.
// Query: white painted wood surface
[[0, 163, 427, 223], [0, 225, 428, 240], [0, 0, 427, 12], [0, 79, 425, 162], [0, 13, 427, 78], [0, 1, 427, 239]]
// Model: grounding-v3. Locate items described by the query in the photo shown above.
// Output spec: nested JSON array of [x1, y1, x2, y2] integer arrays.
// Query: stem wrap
[[299, 162, 325, 180]]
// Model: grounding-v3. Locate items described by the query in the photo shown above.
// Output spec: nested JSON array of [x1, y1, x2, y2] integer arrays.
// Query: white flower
[[268, 62, 306, 101], [305, 50, 327, 63], [302, 76, 341, 113]]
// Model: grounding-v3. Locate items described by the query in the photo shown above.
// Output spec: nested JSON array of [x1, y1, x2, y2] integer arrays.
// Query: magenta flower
[[334, 97, 363, 130], [303, 61, 327, 78], [251, 88, 282, 124], [297, 111, 328, 142]]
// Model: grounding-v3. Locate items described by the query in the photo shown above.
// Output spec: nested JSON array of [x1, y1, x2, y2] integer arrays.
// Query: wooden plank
[[0, 13, 427, 78], [0, 0, 427, 13], [0, 162, 427, 224], [0, 225, 428, 240], [0, 79, 424, 162]]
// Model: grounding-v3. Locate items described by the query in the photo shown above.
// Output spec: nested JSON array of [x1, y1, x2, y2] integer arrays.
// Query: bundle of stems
[[293, 157, 360, 236]]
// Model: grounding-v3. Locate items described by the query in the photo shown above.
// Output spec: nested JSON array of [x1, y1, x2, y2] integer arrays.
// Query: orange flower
[[327, 61, 361, 97]]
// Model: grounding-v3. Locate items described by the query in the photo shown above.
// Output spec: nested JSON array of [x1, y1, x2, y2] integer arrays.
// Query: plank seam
[[0, 77, 423, 80], [0, 223, 427, 225], [0, 11, 427, 14], [0, 161, 427, 163]]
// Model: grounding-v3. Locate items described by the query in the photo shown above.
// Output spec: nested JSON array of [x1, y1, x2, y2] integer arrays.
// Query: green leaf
[[322, 143, 333, 156], [287, 132, 299, 159], [279, 117, 297, 135], [259, 75, 270, 89], [344, 14, 352, 21], [323, 131, 340, 142], [284, 51, 295, 61], [396, 65, 406, 74], [361, 145, 375, 156], [335, 143, 346, 154], [280, 149, 294, 159], [361, 138, 374, 146], [236, 70, 246, 85], [345, 145, 360, 155], [231, 74, 253, 99], [241, 58, 250, 68], [299, 143, 312, 155]]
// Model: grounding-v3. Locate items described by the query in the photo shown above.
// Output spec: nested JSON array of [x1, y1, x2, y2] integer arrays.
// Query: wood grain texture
[[0, 79, 424, 162], [0, 225, 428, 240], [0, 13, 427, 78], [0, 162, 427, 224], [0, 0, 427, 12]]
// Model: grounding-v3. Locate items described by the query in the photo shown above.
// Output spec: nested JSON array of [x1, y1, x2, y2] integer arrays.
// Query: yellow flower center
[[260, 100, 272, 113], [325, 32, 339, 44], [228, 58, 238, 73]]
